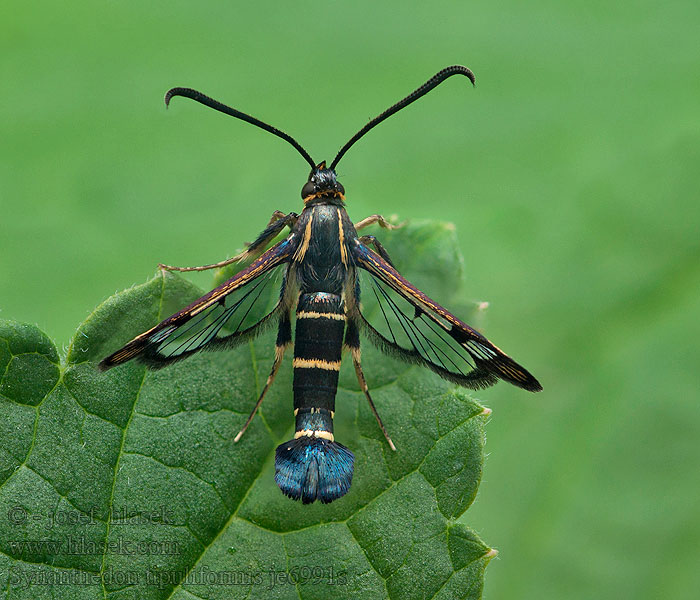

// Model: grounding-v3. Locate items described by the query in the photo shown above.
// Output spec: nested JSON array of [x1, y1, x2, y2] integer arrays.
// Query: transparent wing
[[141, 266, 285, 367], [356, 269, 497, 388], [100, 238, 295, 370], [352, 240, 542, 391]]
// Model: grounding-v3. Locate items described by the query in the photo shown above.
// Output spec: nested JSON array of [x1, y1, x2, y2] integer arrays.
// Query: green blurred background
[[2, 1, 699, 598]]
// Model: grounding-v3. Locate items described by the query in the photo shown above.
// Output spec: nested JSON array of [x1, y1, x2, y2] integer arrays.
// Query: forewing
[[99, 238, 296, 370], [352, 240, 542, 392]]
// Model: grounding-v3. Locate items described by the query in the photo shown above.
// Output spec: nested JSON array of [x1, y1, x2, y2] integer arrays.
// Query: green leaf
[[0, 221, 495, 599]]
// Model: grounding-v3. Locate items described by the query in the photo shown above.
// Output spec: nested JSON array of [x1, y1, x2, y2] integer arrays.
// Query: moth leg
[[353, 353, 397, 451], [234, 313, 292, 442], [354, 214, 402, 232], [345, 318, 397, 451], [358, 235, 396, 268], [158, 254, 247, 273], [159, 211, 299, 272], [266, 210, 290, 226], [243, 211, 299, 257]]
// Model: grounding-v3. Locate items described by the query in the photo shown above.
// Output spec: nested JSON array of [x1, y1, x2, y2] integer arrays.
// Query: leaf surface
[[0, 222, 495, 599]]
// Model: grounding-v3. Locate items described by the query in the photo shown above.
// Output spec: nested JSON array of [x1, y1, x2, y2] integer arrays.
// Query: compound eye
[[301, 181, 315, 199], [336, 182, 345, 195]]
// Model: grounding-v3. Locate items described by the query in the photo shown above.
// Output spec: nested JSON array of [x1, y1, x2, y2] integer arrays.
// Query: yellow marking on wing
[[110, 347, 141, 362], [187, 247, 289, 317], [499, 364, 527, 381], [105, 245, 292, 366], [292, 358, 341, 371], [190, 265, 263, 316]]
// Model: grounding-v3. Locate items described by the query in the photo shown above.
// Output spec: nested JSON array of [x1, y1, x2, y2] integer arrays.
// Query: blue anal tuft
[[275, 437, 354, 504]]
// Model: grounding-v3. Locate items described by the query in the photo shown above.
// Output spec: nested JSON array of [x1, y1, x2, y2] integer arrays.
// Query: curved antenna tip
[[164, 87, 186, 108], [442, 64, 476, 86], [159, 86, 316, 169]]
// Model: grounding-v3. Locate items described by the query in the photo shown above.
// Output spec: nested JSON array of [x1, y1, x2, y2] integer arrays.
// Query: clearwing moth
[[100, 65, 542, 504]]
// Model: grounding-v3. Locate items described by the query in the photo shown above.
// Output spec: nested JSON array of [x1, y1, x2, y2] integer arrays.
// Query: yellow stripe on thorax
[[337, 208, 349, 267], [293, 212, 314, 262]]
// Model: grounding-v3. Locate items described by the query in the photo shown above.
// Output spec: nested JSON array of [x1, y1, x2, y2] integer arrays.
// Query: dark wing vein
[[160, 273, 273, 357], [99, 236, 296, 371], [140, 266, 283, 367], [372, 277, 462, 374], [360, 272, 489, 387], [352, 239, 542, 391], [372, 283, 398, 345]]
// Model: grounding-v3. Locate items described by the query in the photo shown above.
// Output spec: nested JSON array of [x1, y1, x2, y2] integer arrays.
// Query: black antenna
[[165, 87, 317, 169], [330, 65, 475, 169]]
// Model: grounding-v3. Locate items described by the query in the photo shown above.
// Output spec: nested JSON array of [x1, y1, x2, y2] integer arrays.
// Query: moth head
[[301, 161, 345, 204]]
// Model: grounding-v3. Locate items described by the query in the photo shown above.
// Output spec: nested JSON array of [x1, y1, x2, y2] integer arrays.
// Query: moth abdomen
[[273, 291, 354, 503]]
